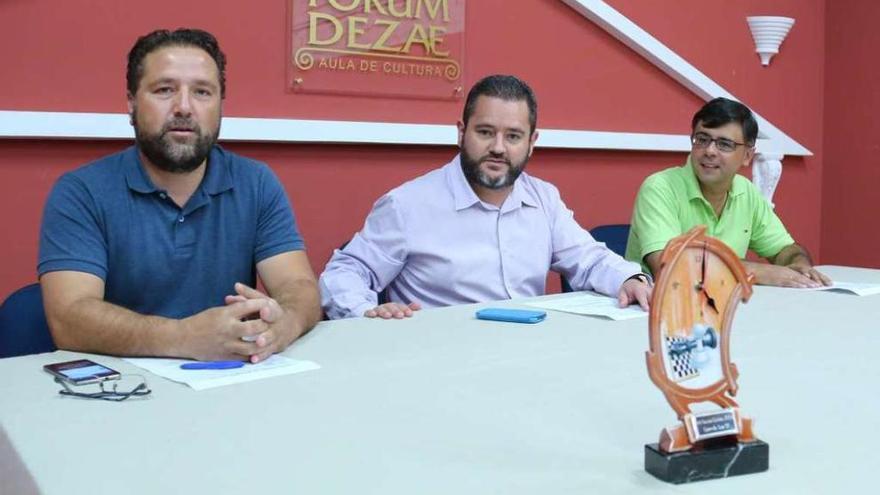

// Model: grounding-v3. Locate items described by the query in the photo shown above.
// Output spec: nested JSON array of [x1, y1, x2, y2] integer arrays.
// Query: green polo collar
[[683, 155, 747, 204]]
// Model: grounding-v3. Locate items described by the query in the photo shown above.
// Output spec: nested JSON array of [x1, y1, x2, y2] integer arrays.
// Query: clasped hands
[[182, 283, 296, 363]]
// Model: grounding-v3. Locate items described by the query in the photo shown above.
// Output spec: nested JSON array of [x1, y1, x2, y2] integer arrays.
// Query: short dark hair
[[126, 28, 227, 98], [462, 75, 537, 134], [691, 97, 758, 145]]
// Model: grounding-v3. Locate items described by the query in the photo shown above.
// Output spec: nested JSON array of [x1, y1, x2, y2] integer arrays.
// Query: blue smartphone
[[475, 308, 547, 324]]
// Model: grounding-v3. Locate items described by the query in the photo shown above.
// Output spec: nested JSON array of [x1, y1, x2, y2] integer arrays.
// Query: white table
[[1, 266, 878, 494]]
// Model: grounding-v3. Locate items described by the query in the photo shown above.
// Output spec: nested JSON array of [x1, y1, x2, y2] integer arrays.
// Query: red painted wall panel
[[822, 1, 880, 268], [0, 0, 834, 299]]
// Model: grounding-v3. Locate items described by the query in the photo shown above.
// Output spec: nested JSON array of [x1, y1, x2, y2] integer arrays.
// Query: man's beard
[[132, 109, 220, 174], [460, 146, 529, 190]]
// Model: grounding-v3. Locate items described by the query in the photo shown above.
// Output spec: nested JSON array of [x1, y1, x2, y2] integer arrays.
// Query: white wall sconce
[[747, 16, 795, 66]]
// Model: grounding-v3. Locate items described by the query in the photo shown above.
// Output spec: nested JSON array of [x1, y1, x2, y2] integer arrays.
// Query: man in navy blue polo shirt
[[38, 29, 321, 363]]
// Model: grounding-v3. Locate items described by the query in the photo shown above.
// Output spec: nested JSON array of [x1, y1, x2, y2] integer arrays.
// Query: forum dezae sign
[[289, 0, 464, 99]]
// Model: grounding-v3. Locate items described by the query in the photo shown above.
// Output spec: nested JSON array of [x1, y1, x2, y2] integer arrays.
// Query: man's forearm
[[49, 297, 182, 357], [773, 243, 813, 267], [741, 259, 769, 282], [644, 251, 663, 278], [272, 278, 322, 339]]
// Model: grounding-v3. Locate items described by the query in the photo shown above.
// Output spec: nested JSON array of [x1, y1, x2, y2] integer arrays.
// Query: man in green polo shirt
[[625, 97, 830, 288]]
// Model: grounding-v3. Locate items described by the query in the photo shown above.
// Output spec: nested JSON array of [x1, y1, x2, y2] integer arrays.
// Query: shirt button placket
[[498, 212, 513, 298]]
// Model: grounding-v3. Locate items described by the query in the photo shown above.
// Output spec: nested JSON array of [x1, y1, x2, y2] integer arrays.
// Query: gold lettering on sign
[[347, 16, 372, 50], [372, 20, 402, 53], [326, 0, 360, 12], [416, 0, 449, 22], [364, 1, 389, 15], [308, 12, 343, 46], [387, 0, 411, 18], [429, 25, 448, 56], [296, 0, 459, 81]]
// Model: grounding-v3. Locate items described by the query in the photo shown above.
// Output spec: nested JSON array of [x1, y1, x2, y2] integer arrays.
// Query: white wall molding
[[0, 110, 700, 151], [0, 0, 810, 170]]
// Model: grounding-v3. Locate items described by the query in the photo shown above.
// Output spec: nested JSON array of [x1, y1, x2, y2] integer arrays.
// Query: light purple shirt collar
[[447, 154, 539, 213]]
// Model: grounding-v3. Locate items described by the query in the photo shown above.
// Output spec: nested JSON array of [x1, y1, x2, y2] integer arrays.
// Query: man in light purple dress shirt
[[320, 75, 652, 319]]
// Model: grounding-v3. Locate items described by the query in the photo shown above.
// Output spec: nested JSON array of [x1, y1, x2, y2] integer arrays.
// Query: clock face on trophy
[[645, 226, 757, 453]]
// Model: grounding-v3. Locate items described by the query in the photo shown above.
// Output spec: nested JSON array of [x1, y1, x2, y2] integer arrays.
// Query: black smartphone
[[44, 359, 121, 385]]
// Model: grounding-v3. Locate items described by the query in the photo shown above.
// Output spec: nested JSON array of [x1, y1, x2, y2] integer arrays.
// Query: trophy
[[644, 226, 768, 483]]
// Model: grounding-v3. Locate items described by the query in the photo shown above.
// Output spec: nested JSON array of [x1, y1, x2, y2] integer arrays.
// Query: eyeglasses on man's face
[[691, 132, 748, 153]]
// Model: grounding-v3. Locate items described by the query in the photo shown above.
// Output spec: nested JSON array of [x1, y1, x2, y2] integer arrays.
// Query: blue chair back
[[560, 224, 632, 293], [0, 284, 56, 358], [590, 224, 631, 257]]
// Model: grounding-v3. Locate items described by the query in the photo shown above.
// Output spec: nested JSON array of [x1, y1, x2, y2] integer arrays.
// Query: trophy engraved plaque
[[644, 226, 768, 484]]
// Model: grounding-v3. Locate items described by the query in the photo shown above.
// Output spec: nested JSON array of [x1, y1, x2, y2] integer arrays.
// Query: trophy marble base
[[644, 439, 768, 484]]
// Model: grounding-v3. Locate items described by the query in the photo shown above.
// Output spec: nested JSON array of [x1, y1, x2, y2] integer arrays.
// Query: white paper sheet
[[123, 355, 320, 390], [801, 281, 880, 296], [524, 293, 649, 320]]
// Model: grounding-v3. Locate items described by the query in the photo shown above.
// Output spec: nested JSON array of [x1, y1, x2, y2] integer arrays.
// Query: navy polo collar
[[125, 145, 234, 196]]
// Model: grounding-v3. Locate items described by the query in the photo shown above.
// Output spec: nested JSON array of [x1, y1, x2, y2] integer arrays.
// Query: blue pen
[[180, 360, 245, 370]]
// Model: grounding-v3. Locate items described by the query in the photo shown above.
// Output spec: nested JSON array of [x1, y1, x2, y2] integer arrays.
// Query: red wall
[[821, 1, 880, 268], [611, 0, 827, 263], [0, 0, 833, 299]]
